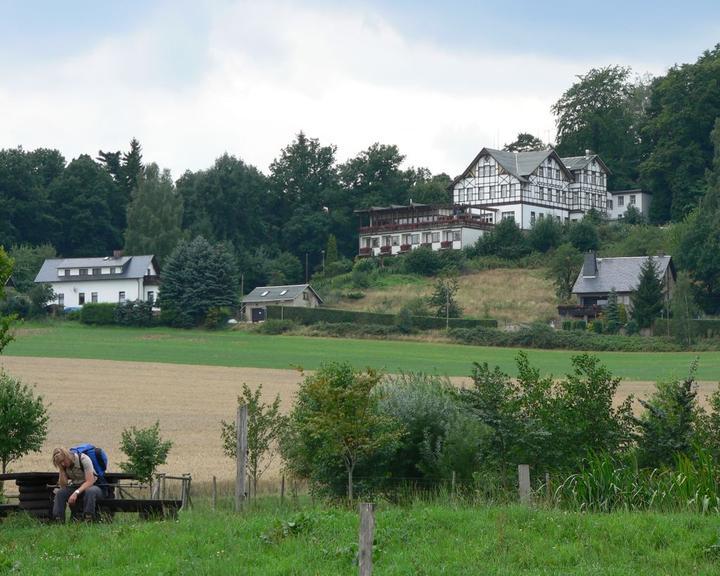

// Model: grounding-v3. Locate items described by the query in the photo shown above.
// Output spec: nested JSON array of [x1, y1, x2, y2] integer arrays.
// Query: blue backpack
[[71, 443, 109, 485]]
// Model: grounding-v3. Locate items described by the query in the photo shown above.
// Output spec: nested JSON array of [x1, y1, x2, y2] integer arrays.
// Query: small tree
[[428, 276, 462, 319], [220, 383, 286, 497], [325, 234, 339, 268], [119, 421, 173, 483], [604, 288, 620, 334], [631, 256, 664, 329], [567, 220, 599, 252], [0, 371, 49, 474], [670, 272, 699, 347], [281, 363, 401, 501], [546, 243, 583, 301], [0, 247, 16, 354], [528, 217, 564, 253]]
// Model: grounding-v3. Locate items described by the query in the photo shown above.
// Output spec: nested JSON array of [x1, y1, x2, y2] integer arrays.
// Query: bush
[[0, 291, 31, 318], [402, 247, 441, 276], [323, 259, 353, 278], [265, 305, 497, 330], [115, 300, 153, 327], [204, 306, 232, 329], [119, 421, 173, 483], [561, 320, 573, 331], [80, 303, 117, 325], [572, 320, 587, 331], [255, 319, 297, 334]]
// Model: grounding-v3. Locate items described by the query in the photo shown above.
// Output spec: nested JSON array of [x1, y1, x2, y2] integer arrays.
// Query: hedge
[[654, 318, 720, 339], [265, 305, 497, 330], [450, 323, 682, 352], [80, 303, 117, 325]]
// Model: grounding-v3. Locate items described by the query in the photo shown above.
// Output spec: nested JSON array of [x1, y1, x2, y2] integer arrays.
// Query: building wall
[[359, 226, 481, 256], [244, 290, 321, 322], [607, 191, 652, 220], [51, 279, 145, 307]]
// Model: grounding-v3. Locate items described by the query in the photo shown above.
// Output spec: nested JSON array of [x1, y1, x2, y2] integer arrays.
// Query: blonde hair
[[52, 447, 73, 469]]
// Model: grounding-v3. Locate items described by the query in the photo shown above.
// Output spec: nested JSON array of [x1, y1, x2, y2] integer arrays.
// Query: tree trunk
[[347, 465, 354, 502]]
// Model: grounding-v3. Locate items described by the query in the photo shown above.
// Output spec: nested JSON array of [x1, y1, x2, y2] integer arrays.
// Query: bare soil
[[2, 356, 716, 484]]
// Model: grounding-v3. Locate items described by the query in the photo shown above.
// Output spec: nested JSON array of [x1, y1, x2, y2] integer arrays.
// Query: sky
[[1, 0, 719, 179]]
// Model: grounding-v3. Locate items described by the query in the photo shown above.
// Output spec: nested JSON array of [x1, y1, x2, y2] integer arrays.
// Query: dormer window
[[280, 289, 288, 296], [58, 269, 65, 277], [79, 268, 88, 276], [261, 290, 269, 297]]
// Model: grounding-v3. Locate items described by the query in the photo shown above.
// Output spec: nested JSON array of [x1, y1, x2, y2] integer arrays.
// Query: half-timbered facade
[[450, 148, 612, 229]]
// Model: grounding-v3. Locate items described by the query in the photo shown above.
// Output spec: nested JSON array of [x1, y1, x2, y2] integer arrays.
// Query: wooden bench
[[96, 498, 182, 520]]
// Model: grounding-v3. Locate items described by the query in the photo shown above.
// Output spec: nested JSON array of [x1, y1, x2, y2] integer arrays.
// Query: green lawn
[[2, 503, 720, 575], [3, 322, 719, 380]]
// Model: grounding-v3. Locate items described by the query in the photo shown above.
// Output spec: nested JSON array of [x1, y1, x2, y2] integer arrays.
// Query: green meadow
[[2, 502, 720, 575], [3, 321, 719, 380]]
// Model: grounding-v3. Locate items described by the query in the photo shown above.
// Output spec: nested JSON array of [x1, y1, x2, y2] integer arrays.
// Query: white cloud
[[0, 0, 662, 179]]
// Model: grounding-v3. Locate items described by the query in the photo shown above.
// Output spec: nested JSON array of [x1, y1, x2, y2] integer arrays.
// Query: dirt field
[[2, 356, 717, 486]]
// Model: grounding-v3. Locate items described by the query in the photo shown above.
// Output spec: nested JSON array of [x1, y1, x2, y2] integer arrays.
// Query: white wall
[[608, 192, 652, 220], [359, 226, 482, 256], [51, 279, 144, 307]]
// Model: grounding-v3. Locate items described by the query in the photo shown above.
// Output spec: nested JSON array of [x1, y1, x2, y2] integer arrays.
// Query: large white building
[[34, 254, 159, 308], [450, 148, 613, 229]]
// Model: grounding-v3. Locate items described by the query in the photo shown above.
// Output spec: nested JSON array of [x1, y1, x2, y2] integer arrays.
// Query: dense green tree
[[159, 236, 238, 327], [8, 244, 56, 292], [97, 139, 144, 234], [428, 275, 462, 319], [124, 163, 184, 264], [48, 155, 122, 256], [640, 47, 720, 221], [476, 218, 530, 259], [567, 219, 599, 252], [552, 66, 646, 190], [408, 169, 452, 204], [631, 257, 664, 329], [0, 371, 49, 474], [528, 217, 564, 253], [503, 133, 546, 152], [546, 243, 583, 300]]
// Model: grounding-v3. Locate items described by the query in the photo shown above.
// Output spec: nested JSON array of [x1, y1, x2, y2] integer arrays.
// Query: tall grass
[[556, 450, 720, 513]]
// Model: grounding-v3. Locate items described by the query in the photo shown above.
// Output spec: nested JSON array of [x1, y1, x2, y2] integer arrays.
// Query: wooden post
[[280, 474, 285, 504], [451, 471, 456, 499], [235, 404, 248, 512], [212, 476, 217, 510], [358, 503, 375, 576], [545, 471, 551, 501], [518, 464, 531, 504]]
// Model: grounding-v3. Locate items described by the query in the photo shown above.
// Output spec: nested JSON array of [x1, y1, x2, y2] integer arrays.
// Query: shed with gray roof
[[572, 253, 675, 308], [242, 284, 323, 322]]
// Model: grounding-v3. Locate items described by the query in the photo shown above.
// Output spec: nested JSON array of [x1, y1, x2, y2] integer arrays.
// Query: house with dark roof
[[242, 284, 322, 322], [450, 148, 612, 230], [571, 253, 675, 309], [34, 254, 159, 308]]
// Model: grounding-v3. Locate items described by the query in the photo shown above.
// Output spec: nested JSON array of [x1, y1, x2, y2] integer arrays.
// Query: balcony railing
[[380, 245, 392, 254], [359, 214, 493, 234], [440, 240, 453, 249]]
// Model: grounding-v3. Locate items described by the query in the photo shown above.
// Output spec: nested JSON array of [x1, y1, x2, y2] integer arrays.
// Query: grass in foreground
[[2, 501, 720, 575], [5, 321, 720, 381]]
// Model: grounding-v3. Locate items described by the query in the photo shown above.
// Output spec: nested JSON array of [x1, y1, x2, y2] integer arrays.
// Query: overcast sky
[[1, 0, 719, 179]]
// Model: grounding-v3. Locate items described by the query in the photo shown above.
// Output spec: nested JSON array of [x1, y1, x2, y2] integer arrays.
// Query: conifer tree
[[604, 288, 620, 334], [631, 257, 664, 329], [325, 234, 338, 267]]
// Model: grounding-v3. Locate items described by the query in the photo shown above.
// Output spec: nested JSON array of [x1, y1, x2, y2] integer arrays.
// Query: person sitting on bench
[[51, 447, 104, 522]]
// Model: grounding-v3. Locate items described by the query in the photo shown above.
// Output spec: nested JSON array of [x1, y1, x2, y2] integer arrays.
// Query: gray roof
[[34, 255, 157, 283], [242, 284, 323, 304], [560, 154, 612, 175], [572, 255, 673, 295]]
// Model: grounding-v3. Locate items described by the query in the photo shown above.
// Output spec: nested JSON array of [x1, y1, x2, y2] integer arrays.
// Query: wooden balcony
[[359, 247, 371, 256], [400, 244, 411, 252], [380, 245, 392, 254], [440, 240, 453, 249]]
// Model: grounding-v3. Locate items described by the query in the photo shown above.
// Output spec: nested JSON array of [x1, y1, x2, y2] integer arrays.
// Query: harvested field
[[1, 356, 717, 485]]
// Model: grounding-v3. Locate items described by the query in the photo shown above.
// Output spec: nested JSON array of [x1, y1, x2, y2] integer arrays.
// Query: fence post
[[358, 503, 375, 576], [212, 476, 217, 511], [518, 464, 531, 504], [545, 471, 551, 501], [235, 404, 248, 512], [451, 471, 456, 500], [280, 474, 285, 504], [183, 474, 192, 509]]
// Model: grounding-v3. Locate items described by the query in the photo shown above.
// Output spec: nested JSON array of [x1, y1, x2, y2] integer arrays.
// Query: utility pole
[[305, 252, 309, 283]]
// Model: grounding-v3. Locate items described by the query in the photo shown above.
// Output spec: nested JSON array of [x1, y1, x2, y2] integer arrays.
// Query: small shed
[[242, 284, 323, 322]]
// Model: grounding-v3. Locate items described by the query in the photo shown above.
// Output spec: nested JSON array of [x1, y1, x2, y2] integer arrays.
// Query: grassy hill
[[320, 267, 557, 325]]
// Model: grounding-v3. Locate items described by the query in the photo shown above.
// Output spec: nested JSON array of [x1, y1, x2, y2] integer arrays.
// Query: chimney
[[582, 251, 597, 278], [112, 250, 124, 259], [584, 149, 592, 158]]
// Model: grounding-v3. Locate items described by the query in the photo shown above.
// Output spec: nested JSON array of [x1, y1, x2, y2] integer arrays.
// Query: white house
[[356, 203, 494, 257], [34, 254, 160, 308], [607, 189, 652, 220], [242, 284, 323, 322], [450, 148, 613, 230]]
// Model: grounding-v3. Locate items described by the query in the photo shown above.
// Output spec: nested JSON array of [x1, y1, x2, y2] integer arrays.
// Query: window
[[555, 169, 560, 179], [453, 231, 461, 242], [538, 166, 544, 177], [58, 269, 65, 277], [608, 199, 613, 210], [432, 232, 440, 243], [57, 293, 64, 306], [392, 236, 400, 246], [630, 195, 636, 205], [423, 232, 432, 244], [530, 212, 536, 225], [402, 234, 412, 245], [539, 213, 545, 220], [79, 268, 88, 276], [93, 268, 101, 275], [501, 184, 507, 198], [618, 196, 624, 206], [501, 211, 514, 221], [147, 291, 154, 304], [362, 237, 371, 248], [280, 289, 288, 296], [371, 237, 380, 248], [411, 234, 420, 245], [489, 185, 496, 198], [78, 293, 85, 305], [261, 290, 269, 297], [510, 184, 518, 195], [539, 187, 544, 201], [303, 292, 309, 301], [383, 235, 392, 246], [113, 267, 122, 274], [91, 292, 98, 303]]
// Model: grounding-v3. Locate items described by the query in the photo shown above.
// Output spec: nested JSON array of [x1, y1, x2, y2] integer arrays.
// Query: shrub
[[255, 319, 297, 334], [572, 320, 587, 331], [80, 303, 117, 325], [561, 320, 573, 331], [119, 421, 173, 483], [528, 217, 564, 253], [323, 259, 353, 278], [204, 306, 232, 329], [115, 300, 153, 327], [402, 247, 441, 276], [0, 291, 30, 318], [567, 220, 599, 252]]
